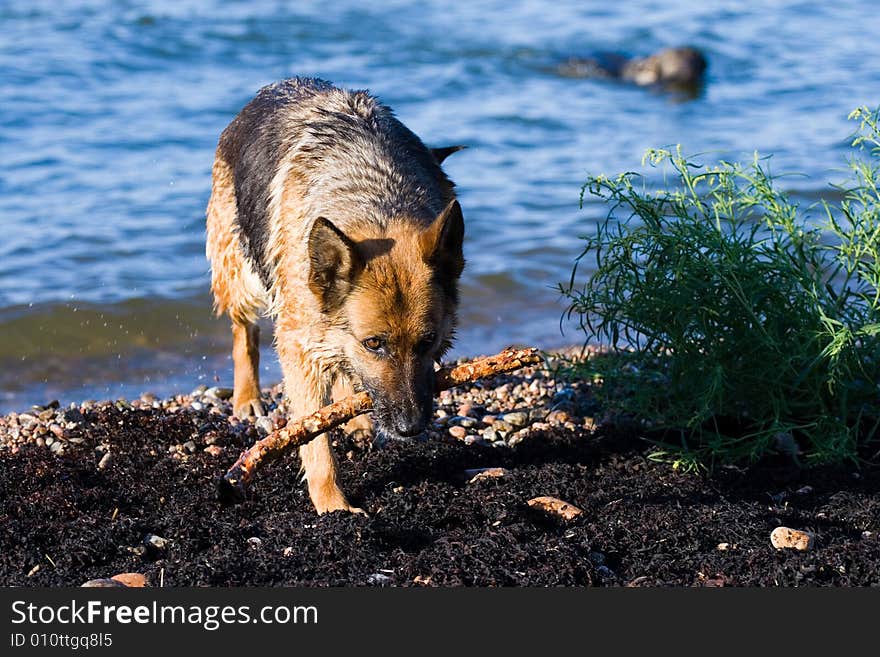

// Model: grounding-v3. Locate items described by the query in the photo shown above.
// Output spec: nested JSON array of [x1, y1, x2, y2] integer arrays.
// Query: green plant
[[561, 107, 880, 467]]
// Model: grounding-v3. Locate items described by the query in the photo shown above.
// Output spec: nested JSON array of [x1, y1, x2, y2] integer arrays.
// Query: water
[[2, 0, 879, 412]]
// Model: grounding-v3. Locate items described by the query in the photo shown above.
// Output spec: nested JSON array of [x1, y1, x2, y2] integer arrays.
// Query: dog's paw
[[233, 398, 266, 419], [313, 494, 368, 516]]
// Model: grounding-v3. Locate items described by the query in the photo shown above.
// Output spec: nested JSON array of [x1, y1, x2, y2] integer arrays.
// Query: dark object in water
[[558, 46, 707, 90]]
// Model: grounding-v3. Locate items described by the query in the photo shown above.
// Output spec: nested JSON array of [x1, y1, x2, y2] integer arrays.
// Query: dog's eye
[[362, 337, 384, 353]]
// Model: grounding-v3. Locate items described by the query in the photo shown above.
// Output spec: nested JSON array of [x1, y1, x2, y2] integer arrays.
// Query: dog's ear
[[420, 199, 465, 280], [308, 217, 363, 310], [430, 145, 467, 164]]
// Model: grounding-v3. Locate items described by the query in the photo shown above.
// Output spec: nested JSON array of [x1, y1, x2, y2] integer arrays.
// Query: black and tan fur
[[206, 78, 464, 514]]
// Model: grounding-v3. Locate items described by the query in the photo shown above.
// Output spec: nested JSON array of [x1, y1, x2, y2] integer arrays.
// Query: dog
[[206, 78, 465, 514], [557, 46, 707, 90]]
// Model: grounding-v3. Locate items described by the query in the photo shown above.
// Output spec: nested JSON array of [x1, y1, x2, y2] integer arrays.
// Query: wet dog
[[206, 78, 464, 513], [558, 46, 707, 91]]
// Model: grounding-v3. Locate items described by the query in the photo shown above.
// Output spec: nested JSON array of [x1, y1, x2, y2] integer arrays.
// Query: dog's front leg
[[278, 335, 365, 515]]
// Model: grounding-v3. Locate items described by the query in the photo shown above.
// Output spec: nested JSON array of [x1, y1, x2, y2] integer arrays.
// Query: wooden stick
[[217, 347, 541, 503]]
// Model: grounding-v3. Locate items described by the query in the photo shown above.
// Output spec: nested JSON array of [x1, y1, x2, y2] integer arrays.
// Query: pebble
[[247, 537, 263, 549], [457, 403, 479, 417], [82, 578, 127, 588], [367, 573, 392, 586], [111, 573, 147, 587], [546, 410, 571, 425], [205, 387, 233, 400], [770, 526, 815, 551], [448, 426, 467, 440], [527, 496, 584, 521], [204, 445, 223, 457], [501, 411, 528, 427], [190, 401, 204, 411], [449, 415, 478, 428], [465, 467, 508, 483], [492, 421, 514, 435], [182, 440, 197, 453], [145, 534, 169, 551], [255, 417, 274, 434], [97, 452, 113, 470]]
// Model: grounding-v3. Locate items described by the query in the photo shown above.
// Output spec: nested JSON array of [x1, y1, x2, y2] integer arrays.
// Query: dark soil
[[2, 403, 879, 587]]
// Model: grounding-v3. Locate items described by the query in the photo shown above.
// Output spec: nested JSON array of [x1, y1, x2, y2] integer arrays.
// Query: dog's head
[[307, 200, 465, 440]]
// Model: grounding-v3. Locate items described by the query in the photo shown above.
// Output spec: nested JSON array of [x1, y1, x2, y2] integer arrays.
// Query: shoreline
[[2, 350, 878, 587], [0, 347, 595, 455]]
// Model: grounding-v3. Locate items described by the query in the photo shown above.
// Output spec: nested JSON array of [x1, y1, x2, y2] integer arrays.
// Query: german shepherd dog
[[206, 78, 464, 514]]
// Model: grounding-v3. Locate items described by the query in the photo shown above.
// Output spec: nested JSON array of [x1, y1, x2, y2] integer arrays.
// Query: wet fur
[[206, 78, 464, 514]]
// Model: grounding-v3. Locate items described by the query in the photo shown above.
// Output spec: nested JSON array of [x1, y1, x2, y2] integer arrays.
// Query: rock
[[255, 416, 274, 434], [482, 414, 497, 425], [546, 410, 572, 425], [770, 526, 815, 551], [111, 573, 147, 587], [204, 445, 223, 457], [97, 452, 113, 470], [247, 537, 263, 549], [145, 534, 169, 552], [502, 411, 528, 427], [27, 564, 40, 577], [795, 485, 813, 495], [367, 573, 392, 586], [716, 543, 731, 551], [450, 415, 478, 428], [448, 425, 467, 440], [492, 421, 514, 435], [527, 496, 584, 521], [49, 441, 64, 454], [465, 467, 508, 483], [82, 578, 127, 588], [457, 403, 475, 417], [49, 423, 66, 439], [190, 401, 204, 411], [182, 440, 197, 453], [205, 387, 233, 400]]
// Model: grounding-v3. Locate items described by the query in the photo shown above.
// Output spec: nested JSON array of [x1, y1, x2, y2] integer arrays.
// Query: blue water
[[2, 0, 879, 411]]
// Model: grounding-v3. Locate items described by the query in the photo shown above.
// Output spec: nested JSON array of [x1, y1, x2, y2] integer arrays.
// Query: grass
[[560, 107, 880, 468]]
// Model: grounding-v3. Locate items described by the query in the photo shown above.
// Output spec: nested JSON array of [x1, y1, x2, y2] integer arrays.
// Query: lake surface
[[2, 0, 879, 411]]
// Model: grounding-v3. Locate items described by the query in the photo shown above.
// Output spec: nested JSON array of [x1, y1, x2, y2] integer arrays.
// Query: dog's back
[[216, 78, 456, 291]]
